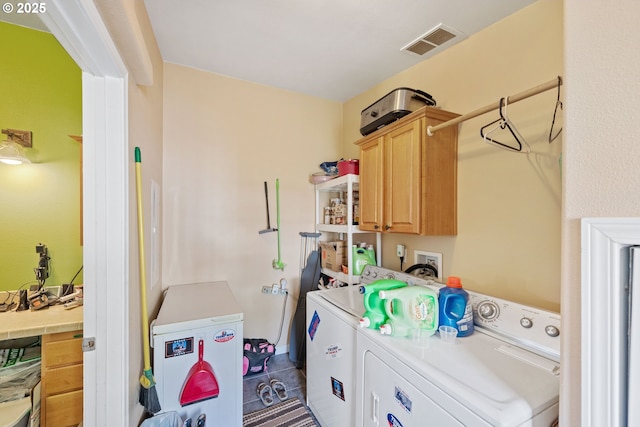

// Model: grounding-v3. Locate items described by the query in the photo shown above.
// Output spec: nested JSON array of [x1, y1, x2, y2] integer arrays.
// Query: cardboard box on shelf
[[319, 241, 347, 272]]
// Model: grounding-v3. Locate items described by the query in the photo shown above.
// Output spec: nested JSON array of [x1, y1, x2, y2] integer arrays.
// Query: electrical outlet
[[414, 250, 443, 279], [261, 285, 287, 295]]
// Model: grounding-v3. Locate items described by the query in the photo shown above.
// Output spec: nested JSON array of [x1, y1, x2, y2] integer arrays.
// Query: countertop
[[0, 303, 83, 341]]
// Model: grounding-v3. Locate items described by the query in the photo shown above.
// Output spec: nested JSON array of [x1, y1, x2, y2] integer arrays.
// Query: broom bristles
[[139, 369, 161, 414]]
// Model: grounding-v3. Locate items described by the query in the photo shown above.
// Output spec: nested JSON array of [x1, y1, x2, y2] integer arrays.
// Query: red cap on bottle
[[447, 276, 462, 288]]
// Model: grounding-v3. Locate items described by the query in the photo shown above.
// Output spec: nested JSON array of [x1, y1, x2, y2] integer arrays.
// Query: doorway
[[40, 1, 130, 425]]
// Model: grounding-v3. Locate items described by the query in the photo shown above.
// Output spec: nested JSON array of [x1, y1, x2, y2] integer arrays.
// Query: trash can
[[140, 412, 184, 427]]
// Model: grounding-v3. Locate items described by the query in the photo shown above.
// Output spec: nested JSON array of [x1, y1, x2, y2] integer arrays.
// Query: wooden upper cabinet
[[355, 106, 459, 236], [358, 136, 384, 231]]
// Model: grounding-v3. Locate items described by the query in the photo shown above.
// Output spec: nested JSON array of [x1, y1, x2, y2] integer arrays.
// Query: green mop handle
[[276, 178, 281, 260]]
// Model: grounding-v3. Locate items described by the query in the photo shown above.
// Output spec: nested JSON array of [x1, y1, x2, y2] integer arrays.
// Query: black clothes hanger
[[548, 76, 563, 143]]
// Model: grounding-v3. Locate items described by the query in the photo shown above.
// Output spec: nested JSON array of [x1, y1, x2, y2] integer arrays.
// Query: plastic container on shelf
[[379, 286, 439, 338], [358, 279, 407, 329], [352, 246, 375, 275], [438, 276, 474, 337], [337, 159, 359, 176], [365, 245, 376, 266]]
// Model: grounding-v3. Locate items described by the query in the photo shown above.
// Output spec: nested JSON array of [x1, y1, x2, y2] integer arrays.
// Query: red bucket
[[338, 159, 359, 176]]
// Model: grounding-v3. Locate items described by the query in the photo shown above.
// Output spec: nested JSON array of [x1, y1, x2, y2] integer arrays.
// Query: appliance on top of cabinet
[[360, 87, 436, 136]]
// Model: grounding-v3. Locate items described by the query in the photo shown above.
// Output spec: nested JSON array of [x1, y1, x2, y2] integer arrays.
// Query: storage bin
[[337, 160, 359, 176]]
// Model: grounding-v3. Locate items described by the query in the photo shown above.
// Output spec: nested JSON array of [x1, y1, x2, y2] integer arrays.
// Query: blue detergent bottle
[[378, 286, 439, 337], [438, 276, 474, 337], [358, 279, 407, 329]]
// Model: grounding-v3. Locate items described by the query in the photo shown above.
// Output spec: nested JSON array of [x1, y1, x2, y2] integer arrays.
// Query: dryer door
[[361, 350, 465, 427]]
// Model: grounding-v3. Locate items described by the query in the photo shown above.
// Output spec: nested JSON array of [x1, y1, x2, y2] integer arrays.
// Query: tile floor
[[242, 353, 309, 415]]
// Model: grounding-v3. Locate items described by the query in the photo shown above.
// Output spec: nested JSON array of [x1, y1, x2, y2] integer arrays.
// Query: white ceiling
[[2, 0, 537, 102], [144, 0, 537, 101]]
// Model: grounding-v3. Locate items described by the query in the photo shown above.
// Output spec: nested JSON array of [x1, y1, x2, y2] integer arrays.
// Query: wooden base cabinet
[[355, 106, 459, 236], [41, 331, 83, 427]]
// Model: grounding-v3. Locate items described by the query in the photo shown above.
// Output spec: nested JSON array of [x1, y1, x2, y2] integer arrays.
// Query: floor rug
[[243, 397, 318, 427]]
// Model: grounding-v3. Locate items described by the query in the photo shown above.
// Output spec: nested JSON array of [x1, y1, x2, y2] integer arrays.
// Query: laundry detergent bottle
[[358, 279, 407, 329], [379, 286, 439, 337], [438, 276, 474, 337], [353, 246, 375, 275], [365, 245, 376, 266]]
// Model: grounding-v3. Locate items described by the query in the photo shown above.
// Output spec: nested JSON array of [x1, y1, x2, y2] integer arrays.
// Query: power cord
[[397, 244, 406, 272], [34, 243, 50, 290], [272, 278, 289, 347]]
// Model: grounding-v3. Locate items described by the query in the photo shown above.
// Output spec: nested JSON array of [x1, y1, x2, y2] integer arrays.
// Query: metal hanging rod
[[426, 76, 563, 136]]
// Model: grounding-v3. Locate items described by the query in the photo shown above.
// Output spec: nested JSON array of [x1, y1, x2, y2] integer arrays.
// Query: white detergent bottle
[[379, 286, 439, 337]]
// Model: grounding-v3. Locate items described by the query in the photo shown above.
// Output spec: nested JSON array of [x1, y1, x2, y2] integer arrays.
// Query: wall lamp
[[0, 128, 32, 165]]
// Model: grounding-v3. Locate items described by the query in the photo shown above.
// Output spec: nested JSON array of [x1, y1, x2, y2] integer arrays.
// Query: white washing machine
[[355, 267, 561, 427], [306, 285, 363, 427], [306, 267, 436, 427]]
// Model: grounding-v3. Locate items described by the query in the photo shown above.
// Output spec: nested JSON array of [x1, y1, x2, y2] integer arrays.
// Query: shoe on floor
[[270, 379, 288, 401], [257, 382, 274, 406]]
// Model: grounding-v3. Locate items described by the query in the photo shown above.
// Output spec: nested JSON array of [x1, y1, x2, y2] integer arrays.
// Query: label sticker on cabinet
[[214, 329, 236, 343], [308, 310, 320, 341], [387, 413, 404, 427], [394, 386, 412, 413], [324, 343, 343, 359], [165, 337, 193, 358], [331, 377, 345, 401]]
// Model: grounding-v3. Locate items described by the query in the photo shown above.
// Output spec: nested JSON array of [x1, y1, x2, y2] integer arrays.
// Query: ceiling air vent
[[402, 24, 462, 56]]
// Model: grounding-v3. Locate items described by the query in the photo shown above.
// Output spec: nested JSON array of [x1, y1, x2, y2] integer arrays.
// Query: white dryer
[[355, 267, 561, 427]]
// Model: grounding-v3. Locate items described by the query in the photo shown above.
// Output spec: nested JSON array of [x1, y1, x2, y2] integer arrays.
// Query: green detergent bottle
[[358, 279, 408, 329], [353, 246, 375, 275], [366, 245, 376, 266], [379, 286, 439, 337]]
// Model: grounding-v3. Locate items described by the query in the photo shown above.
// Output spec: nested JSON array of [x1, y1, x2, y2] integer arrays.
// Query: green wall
[[0, 22, 82, 292]]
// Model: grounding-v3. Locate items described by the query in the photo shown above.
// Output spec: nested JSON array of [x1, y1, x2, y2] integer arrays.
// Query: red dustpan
[[180, 339, 220, 406]]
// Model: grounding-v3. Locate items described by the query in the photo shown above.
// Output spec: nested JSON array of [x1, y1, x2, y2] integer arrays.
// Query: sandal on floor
[[270, 379, 288, 401], [257, 382, 274, 406]]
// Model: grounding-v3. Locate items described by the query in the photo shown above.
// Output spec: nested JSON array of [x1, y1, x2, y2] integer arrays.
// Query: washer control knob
[[477, 301, 500, 320], [520, 317, 533, 328], [545, 325, 560, 337]]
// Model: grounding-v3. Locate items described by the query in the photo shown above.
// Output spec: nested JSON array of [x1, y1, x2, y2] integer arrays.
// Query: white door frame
[[40, 1, 129, 425], [581, 217, 640, 427]]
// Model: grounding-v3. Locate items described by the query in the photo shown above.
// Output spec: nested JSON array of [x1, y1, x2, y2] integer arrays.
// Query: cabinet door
[[359, 136, 384, 232], [384, 119, 422, 234]]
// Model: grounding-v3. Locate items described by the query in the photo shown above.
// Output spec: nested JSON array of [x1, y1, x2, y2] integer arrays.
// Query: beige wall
[[107, 0, 166, 422], [162, 64, 342, 344], [343, 0, 563, 312], [563, 0, 640, 424]]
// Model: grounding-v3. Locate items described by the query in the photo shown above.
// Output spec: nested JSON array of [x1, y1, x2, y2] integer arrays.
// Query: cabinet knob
[[385, 224, 391, 230], [374, 224, 379, 230]]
